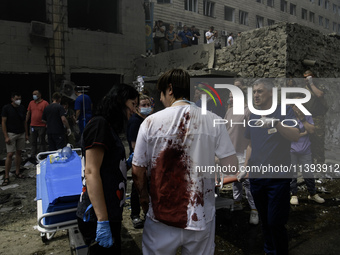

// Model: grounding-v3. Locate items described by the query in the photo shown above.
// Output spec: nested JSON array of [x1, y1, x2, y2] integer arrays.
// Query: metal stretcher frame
[[35, 149, 82, 242]]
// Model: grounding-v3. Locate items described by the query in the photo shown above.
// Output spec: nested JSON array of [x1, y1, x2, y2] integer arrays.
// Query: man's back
[[42, 103, 66, 134], [133, 104, 235, 230]]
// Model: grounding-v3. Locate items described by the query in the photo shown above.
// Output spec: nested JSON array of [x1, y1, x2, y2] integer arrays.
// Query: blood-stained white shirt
[[133, 104, 235, 230]]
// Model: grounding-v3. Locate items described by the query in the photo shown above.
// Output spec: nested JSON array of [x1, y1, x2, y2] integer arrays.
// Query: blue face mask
[[33, 95, 38, 101], [140, 107, 152, 116]]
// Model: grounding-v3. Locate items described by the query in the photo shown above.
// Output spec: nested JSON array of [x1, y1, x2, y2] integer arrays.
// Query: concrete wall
[[0, 0, 145, 84]]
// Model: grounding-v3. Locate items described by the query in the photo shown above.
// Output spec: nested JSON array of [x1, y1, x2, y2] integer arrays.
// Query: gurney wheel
[[41, 232, 56, 243]]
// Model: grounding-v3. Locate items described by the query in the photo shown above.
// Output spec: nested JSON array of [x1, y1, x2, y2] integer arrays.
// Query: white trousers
[[142, 216, 215, 255]]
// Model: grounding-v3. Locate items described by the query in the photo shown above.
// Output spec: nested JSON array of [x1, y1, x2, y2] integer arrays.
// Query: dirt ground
[[1, 155, 340, 255]]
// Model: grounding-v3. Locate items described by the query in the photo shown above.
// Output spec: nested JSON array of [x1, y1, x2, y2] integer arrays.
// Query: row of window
[[281, 0, 340, 16]]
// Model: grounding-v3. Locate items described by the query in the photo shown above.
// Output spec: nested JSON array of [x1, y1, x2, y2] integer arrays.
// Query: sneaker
[[231, 201, 243, 211], [249, 209, 259, 225], [290, 195, 299, 205], [308, 194, 325, 204], [131, 216, 144, 229]]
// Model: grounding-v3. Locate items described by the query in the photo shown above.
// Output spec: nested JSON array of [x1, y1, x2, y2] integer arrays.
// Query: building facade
[[0, 0, 145, 110], [152, 0, 340, 47]]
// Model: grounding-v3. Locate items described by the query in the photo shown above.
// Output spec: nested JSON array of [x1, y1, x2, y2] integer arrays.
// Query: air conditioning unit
[[221, 30, 227, 36], [60, 80, 77, 100], [30, 21, 53, 39]]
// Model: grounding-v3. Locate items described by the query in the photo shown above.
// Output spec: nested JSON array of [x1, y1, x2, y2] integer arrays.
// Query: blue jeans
[[250, 179, 290, 255], [290, 152, 316, 196]]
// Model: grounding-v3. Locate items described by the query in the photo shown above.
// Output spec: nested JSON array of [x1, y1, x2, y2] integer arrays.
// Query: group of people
[[1, 88, 92, 186], [153, 20, 201, 53], [71, 68, 329, 255], [153, 20, 242, 54]]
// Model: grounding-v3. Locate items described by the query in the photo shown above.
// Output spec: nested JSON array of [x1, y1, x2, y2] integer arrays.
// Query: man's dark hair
[[52, 92, 61, 101], [253, 78, 275, 91], [11, 92, 21, 98], [157, 69, 190, 100]]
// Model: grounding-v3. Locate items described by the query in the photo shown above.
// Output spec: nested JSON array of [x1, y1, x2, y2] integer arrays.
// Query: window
[[225, 6, 235, 22], [203, 1, 215, 17], [267, 0, 274, 7], [319, 16, 323, 26], [268, 19, 275, 26], [333, 22, 337, 32], [0, 0, 46, 23], [325, 1, 329, 10], [239, 10, 249, 25], [157, 0, 171, 3], [301, 8, 308, 20], [310, 0, 314, 3], [290, 4, 296, 15], [309, 12, 315, 22], [68, 0, 119, 33], [256, 16, 264, 28], [318, 0, 323, 7], [185, 0, 198, 12], [256, 0, 262, 3], [333, 4, 338, 14], [325, 18, 329, 28], [280, 0, 287, 12]]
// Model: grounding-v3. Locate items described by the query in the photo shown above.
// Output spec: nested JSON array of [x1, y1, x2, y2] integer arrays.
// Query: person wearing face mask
[[42, 92, 71, 151], [26, 90, 49, 163], [1, 92, 28, 186], [126, 94, 152, 229]]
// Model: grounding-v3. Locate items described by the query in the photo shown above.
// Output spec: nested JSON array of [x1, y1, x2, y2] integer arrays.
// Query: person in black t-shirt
[[126, 94, 152, 229], [42, 92, 71, 151], [76, 84, 139, 254], [1, 92, 28, 185]]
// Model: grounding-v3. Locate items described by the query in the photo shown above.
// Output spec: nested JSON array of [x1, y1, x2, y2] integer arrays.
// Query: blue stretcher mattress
[[36, 151, 82, 225]]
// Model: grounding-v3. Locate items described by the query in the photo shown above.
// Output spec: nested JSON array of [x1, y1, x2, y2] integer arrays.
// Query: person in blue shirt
[[74, 87, 93, 135], [177, 25, 192, 48], [244, 79, 299, 255]]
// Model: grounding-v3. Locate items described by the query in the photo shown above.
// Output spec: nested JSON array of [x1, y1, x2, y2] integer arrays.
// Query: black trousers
[[77, 218, 122, 255]]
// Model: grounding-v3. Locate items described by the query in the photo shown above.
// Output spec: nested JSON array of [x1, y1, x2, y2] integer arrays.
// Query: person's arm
[[85, 146, 108, 221], [132, 165, 149, 214], [275, 123, 300, 142], [306, 77, 324, 98], [76, 109, 80, 121], [24, 119, 28, 141], [244, 141, 252, 167], [61, 116, 71, 130], [2, 117, 10, 145], [219, 154, 238, 173], [206, 32, 213, 40], [301, 119, 315, 134], [26, 110, 31, 123]]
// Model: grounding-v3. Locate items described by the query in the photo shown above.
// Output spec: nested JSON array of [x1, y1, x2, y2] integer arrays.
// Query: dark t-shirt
[[192, 31, 200, 45], [1, 104, 26, 134], [126, 113, 144, 155], [42, 103, 66, 135], [76, 116, 126, 222]]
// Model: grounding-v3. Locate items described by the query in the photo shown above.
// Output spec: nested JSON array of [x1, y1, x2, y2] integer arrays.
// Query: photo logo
[[197, 82, 223, 115]]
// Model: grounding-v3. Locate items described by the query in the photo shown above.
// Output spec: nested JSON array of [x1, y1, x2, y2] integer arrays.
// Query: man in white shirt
[[205, 26, 217, 44], [227, 32, 234, 46], [132, 69, 238, 255]]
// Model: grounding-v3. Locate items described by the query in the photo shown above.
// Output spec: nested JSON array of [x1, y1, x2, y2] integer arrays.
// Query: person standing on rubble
[[2, 92, 28, 185]]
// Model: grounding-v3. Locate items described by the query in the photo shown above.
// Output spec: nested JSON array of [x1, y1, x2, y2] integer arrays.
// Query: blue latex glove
[[96, 221, 114, 248], [126, 152, 134, 169]]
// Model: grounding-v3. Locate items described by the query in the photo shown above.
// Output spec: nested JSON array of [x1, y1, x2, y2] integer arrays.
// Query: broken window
[[256, 16, 264, 28], [267, 0, 274, 7], [185, 0, 198, 12], [68, 0, 119, 33], [290, 4, 296, 16], [224, 6, 235, 22], [333, 4, 337, 14], [318, 0, 323, 7], [0, 0, 45, 23], [268, 19, 275, 26], [325, 0, 329, 10], [239, 10, 249, 26], [203, 1, 215, 17], [325, 18, 329, 29], [301, 8, 308, 20], [280, 0, 287, 12], [309, 12, 315, 23], [319, 16, 323, 26]]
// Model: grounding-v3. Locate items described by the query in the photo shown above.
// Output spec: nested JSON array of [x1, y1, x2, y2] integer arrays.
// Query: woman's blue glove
[[126, 152, 134, 169], [96, 221, 114, 248]]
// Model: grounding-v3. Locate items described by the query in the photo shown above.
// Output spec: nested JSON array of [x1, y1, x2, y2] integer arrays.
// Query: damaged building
[[0, 0, 145, 110]]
